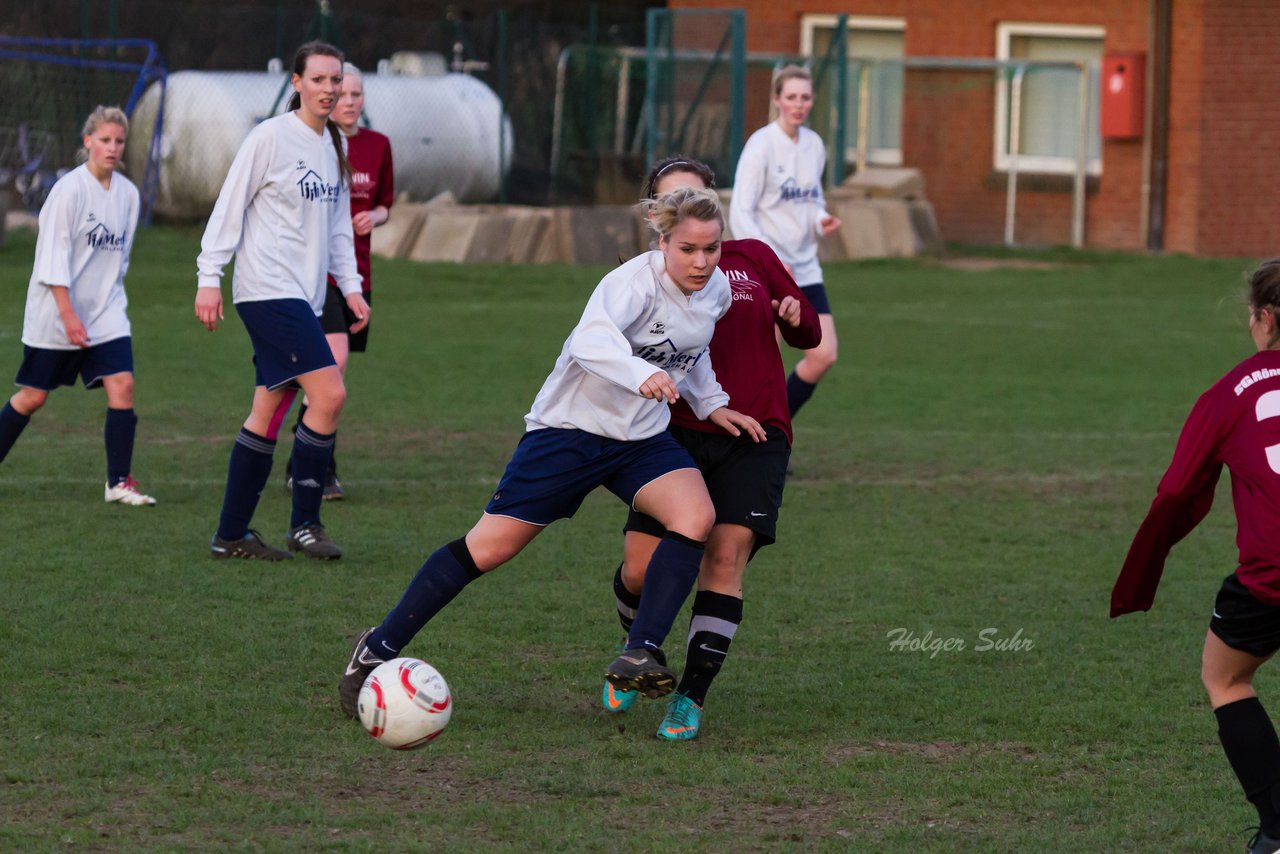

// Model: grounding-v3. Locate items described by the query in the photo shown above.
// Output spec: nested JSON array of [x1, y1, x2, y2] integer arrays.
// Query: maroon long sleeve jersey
[[1112, 349, 1280, 617], [667, 238, 822, 445]]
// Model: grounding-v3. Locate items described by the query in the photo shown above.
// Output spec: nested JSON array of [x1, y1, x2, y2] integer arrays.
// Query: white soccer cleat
[[104, 475, 156, 506]]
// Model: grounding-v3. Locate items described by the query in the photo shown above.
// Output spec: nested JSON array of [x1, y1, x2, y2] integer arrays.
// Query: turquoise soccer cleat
[[601, 678, 637, 714], [656, 692, 702, 741]]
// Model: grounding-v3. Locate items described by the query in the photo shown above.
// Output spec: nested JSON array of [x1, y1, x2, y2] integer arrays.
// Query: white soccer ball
[[357, 657, 452, 750]]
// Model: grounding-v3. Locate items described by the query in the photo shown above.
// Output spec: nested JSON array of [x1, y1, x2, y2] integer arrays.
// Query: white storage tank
[[128, 68, 513, 220]]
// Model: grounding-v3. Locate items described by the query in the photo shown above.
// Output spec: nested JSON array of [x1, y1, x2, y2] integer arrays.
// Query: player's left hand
[[346, 293, 371, 334], [351, 211, 375, 237], [708, 407, 766, 442], [772, 296, 801, 327], [819, 215, 842, 236]]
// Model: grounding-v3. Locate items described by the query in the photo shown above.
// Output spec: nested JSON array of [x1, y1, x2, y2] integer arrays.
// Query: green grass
[[0, 225, 1268, 850]]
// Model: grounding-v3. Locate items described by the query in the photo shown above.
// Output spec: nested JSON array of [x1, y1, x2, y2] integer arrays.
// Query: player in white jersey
[[338, 187, 766, 720], [195, 41, 369, 561], [730, 65, 842, 420], [0, 106, 155, 506]]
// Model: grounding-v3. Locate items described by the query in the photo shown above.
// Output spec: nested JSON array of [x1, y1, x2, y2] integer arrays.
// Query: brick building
[[669, 0, 1280, 257]]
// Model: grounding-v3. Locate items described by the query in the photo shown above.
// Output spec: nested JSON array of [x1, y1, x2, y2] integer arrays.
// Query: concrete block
[[505, 207, 553, 263], [841, 167, 925, 199], [909, 200, 945, 255], [532, 208, 572, 264], [464, 211, 517, 263], [565, 206, 642, 265], [406, 208, 479, 263], [371, 202, 426, 259], [831, 198, 888, 259], [870, 198, 919, 257]]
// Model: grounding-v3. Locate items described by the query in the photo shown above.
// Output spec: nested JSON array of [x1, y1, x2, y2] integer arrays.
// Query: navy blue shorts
[[800, 283, 832, 315], [235, 299, 336, 391], [14, 337, 134, 391], [485, 427, 698, 526]]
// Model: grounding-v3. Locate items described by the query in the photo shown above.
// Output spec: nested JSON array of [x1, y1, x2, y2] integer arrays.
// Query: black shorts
[[1209, 572, 1280, 658], [800, 283, 832, 315], [319, 284, 372, 352], [625, 423, 790, 559]]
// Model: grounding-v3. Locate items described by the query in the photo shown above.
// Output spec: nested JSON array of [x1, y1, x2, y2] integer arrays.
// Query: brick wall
[[1193, 0, 1280, 257], [672, 0, 1280, 256]]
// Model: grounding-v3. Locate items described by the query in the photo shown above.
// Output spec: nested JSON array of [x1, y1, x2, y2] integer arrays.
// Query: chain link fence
[[3, 0, 650, 217]]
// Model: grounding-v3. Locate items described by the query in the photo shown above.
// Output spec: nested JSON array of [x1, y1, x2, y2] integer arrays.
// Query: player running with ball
[[600, 156, 821, 740], [340, 187, 764, 720]]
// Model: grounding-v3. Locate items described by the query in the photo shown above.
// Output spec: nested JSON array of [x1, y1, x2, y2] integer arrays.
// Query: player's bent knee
[[667, 504, 715, 542], [13, 388, 49, 414], [620, 559, 648, 591]]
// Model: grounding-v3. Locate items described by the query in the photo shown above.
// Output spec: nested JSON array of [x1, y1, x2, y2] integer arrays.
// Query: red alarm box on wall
[[1101, 52, 1145, 139]]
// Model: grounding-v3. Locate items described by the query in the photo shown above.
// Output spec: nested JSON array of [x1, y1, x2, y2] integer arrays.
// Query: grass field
[[0, 224, 1269, 851]]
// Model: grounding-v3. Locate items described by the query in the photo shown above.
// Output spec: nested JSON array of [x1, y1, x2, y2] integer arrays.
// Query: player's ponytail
[[287, 40, 353, 187]]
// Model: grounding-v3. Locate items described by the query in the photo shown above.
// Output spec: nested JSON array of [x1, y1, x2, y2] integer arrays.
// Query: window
[[801, 15, 905, 166], [995, 22, 1103, 175]]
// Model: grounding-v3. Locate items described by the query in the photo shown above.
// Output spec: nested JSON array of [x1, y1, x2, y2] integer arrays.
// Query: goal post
[[0, 36, 167, 223]]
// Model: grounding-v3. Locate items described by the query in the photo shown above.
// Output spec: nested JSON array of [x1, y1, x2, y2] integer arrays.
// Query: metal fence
[[3, 0, 649, 216]]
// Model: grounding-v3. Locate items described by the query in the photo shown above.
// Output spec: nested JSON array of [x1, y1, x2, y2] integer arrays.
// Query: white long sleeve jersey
[[23, 164, 138, 350], [196, 112, 361, 313], [729, 123, 831, 286], [524, 251, 732, 441]]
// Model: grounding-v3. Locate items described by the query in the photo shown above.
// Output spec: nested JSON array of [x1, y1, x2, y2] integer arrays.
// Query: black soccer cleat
[[287, 523, 343, 560], [339, 627, 383, 719], [210, 529, 293, 561], [605, 646, 676, 699], [1249, 828, 1280, 854]]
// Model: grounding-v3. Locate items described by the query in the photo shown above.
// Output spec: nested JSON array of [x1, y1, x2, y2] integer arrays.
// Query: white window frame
[[800, 14, 906, 166], [994, 21, 1104, 176]]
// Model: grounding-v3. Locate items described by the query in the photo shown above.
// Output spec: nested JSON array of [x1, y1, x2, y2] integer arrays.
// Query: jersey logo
[[86, 212, 96, 222], [296, 169, 340, 203], [729, 280, 757, 302], [86, 223, 127, 250], [649, 321, 666, 335], [635, 339, 703, 374], [296, 159, 307, 170], [779, 177, 820, 203]]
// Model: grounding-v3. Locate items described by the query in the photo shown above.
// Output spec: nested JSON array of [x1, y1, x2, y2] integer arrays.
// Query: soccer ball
[[357, 658, 452, 750]]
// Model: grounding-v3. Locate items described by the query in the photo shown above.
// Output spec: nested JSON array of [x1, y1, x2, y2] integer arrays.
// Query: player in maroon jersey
[[601, 156, 822, 740], [1112, 260, 1280, 854], [284, 63, 394, 499]]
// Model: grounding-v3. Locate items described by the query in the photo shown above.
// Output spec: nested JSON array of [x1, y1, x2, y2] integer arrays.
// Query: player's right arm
[[31, 180, 86, 345], [568, 266, 665, 397], [1111, 388, 1227, 616], [194, 128, 272, 330], [729, 138, 768, 243]]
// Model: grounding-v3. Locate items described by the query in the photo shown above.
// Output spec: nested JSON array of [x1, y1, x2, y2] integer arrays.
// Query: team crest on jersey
[[729, 279, 757, 302], [635, 338, 703, 374], [297, 169, 341, 203], [779, 177, 820, 202], [86, 222, 127, 251]]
